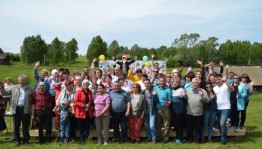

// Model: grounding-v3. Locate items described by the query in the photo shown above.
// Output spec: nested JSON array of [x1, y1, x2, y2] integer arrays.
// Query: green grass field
[[0, 57, 261, 148]]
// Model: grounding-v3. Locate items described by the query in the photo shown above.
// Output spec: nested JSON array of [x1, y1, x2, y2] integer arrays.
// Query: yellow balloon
[[99, 55, 105, 61], [145, 61, 151, 67]]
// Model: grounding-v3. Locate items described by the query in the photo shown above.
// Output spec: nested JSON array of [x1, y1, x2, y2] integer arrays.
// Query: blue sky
[[0, 0, 261, 55]]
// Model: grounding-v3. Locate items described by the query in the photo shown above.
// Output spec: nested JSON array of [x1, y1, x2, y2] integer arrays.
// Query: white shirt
[[18, 86, 25, 106], [213, 83, 231, 110]]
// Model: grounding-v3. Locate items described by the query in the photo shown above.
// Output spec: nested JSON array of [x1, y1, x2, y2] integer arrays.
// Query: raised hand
[[226, 64, 230, 69], [130, 63, 135, 70], [250, 81, 255, 86], [208, 66, 214, 75], [222, 74, 227, 81], [92, 58, 97, 63], [151, 54, 155, 59], [35, 61, 40, 68], [197, 60, 202, 66]]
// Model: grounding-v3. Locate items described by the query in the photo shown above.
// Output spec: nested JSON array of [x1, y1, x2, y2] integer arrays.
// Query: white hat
[[172, 69, 178, 73], [51, 69, 58, 75], [60, 99, 68, 106]]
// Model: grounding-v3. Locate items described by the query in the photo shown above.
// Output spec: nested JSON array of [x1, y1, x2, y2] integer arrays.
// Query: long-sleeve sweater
[[186, 88, 209, 116]]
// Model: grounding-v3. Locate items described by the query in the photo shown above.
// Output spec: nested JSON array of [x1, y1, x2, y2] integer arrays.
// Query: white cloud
[[0, 0, 261, 54]]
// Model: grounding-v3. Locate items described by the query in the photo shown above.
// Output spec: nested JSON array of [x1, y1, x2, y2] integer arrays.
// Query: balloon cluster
[[143, 56, 151, 67]]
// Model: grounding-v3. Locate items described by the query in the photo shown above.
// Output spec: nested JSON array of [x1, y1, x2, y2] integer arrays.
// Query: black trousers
[[35, 108, 52, 142], [69, 114, 77, 140], [13, 106, 30, 143], [240, 101, 249, 127], [174, 113, 185, 141], [186, 114, 203, 142], [230, 103, 238, 127]]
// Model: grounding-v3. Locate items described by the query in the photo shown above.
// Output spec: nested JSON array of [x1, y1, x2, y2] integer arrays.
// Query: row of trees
[[16, 33, 262, 67], [20, 35, 78, 66], [86, 33, 262, 67]]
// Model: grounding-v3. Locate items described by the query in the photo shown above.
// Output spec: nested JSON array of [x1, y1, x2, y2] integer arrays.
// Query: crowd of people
[[0, 55, 255, 146]]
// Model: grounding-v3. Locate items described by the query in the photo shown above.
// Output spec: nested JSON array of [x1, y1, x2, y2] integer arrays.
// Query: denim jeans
[[217, 109, 230, 143], [112, 111, 128, 142], [144, 112, 156, 141], [60, 123, 70, 141], [202, 110, 216, 140]]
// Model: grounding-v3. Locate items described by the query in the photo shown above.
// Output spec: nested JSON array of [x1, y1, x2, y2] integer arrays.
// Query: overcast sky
[[0, 0, 261, 55]]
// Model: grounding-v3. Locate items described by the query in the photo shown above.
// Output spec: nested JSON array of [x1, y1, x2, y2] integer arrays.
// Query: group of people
[[0, 55, 255, 146]]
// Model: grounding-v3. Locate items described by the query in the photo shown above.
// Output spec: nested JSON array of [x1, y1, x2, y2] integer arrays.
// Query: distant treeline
[[4, 33, 262, 66]]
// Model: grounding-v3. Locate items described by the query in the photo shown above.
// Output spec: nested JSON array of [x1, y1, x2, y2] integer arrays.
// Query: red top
[[31, 91, 53, 110], [74, 88, 93, 119]]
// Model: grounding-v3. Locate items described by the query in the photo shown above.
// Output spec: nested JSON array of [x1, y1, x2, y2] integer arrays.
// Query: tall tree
[[107, 40, 120, 58], [21, 35, 48, 65], [64, 38, 78, 66], [48, 37, 65, 66], [86, 35, 107, 61]]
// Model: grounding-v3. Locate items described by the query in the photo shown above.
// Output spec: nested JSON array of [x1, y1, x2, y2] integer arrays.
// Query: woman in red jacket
[[74, 80, 93, 144]]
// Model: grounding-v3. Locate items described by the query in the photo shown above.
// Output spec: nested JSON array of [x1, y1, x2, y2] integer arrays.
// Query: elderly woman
[[93, 84, 110, 145], [74, 80, 93, 144], [74, 76, 83, 92], [129, 83, 146, 143], [185, 77, 209, 143], [55, 80, 77, 142]]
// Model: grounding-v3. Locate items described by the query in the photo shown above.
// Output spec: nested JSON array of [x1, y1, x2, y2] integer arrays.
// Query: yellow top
[[127, 69, 142, 84]]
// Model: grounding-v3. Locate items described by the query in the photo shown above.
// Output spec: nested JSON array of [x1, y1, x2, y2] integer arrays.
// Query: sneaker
[[240, 126, 244, 129], [173, 139, 181, 144], [97, 141, 102, 145], [104, 142, 108, 145], [235, 127, 240, 132], [228, 126, 235, 130]]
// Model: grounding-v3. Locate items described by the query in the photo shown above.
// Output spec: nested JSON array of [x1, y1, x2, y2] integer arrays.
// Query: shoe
[[228, 126, 235, 130], [64, 140, 68, 145], [104, 142, 108, 145], [221, 141, 227, 145], [15, 142, 20, 147], [97, 141, 102, 145], [208, 140, 213, 143], [162, 138, 168, 144], [113, 138, 120, 143], [173, 139, 181, 144], [235, 127, 240, 132], [23, 142, 29, 146], [240, 126, 244, 129], [152, 140, 156, 144]]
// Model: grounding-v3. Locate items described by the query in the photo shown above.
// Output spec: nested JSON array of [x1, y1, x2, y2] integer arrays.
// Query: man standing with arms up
[[10, 75, 33, 146], [213, 74, 234, 145]]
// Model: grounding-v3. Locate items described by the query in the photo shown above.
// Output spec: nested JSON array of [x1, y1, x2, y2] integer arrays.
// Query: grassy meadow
[[0, 56, 261, 149]]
